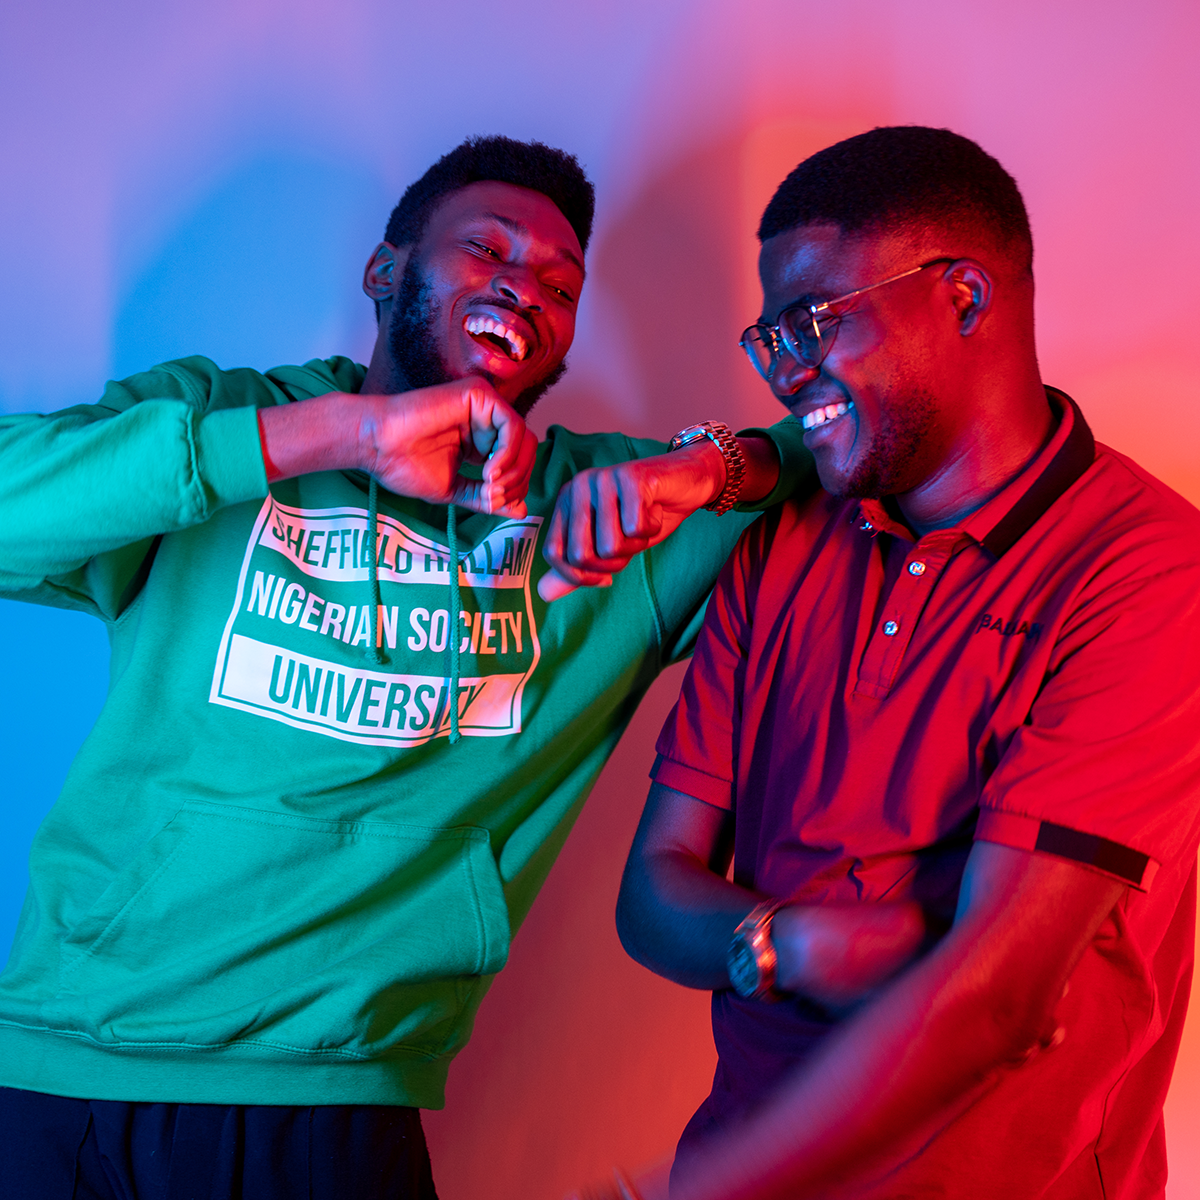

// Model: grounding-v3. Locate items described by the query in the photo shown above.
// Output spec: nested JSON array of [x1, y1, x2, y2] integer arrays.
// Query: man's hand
[[617, 784, 931, 1002], [258, 377, 537, 517], [566, 1161, 671, 1200], [361, 378, 537, 515], [539, 434, 779, 602], [666, 844, 1125, 1200], [772, 902, 928, 1011]]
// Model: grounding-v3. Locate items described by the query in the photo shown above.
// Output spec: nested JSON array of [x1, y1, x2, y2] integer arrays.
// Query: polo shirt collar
[[857, 387, 1095, 557]]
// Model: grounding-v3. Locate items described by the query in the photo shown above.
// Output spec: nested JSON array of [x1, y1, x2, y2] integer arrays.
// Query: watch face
[[727, 936, 761, 998], [670, 424, 708, 451]]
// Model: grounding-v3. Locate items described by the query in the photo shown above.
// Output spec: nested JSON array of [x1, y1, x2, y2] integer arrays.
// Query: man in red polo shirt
[[606, 127, 1200, 1199]]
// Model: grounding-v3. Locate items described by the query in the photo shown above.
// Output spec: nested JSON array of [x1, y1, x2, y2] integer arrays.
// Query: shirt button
[[908, 561, 927, 576], [883, 620, 900, 636]]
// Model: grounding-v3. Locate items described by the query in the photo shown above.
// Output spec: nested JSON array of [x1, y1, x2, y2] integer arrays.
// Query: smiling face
[[759, 223, 964, 500], [373, 180, 585, 414]]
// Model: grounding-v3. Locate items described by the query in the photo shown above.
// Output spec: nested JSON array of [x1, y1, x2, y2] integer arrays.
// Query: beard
[[835, 386, 939, 499], [386, 256, 567, 416]]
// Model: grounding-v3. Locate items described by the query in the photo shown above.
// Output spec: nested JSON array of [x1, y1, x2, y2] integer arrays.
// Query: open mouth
[[801, 401, 854, 431], [463, 313, 530, 362]]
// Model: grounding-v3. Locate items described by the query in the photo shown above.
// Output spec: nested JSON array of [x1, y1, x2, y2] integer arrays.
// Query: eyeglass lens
[[741, 328, 776, 378], [779, 309, 825, 367], [741, 310, 824, 380]]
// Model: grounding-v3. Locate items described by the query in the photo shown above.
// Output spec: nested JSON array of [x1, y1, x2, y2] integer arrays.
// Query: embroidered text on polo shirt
[[975, 613, 1043, 641]]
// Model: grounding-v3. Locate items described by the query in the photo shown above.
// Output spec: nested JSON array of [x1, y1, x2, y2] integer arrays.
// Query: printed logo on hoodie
[[209, 496, 542, 746]]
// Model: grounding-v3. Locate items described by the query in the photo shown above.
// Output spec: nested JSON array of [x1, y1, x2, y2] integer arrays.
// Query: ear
[[944, 260, 993, 336], [362, 242, 412, 304]]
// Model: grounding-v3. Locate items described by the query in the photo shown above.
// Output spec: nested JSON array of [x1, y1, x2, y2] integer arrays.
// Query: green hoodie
[[0, 355, 814, 1107]]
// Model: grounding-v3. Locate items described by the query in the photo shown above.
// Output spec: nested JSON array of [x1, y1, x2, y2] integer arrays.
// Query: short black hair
[[384, 135, 595, 254], [758, 126, 1032, 271]]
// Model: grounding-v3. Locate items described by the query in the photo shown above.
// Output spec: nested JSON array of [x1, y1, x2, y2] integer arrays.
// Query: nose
[[493, 270, 542, 313], [770, 352, 820, 398]]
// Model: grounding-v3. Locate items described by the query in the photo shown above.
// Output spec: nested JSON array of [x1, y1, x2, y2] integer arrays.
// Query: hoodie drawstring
[[366, 477, 384, 667], [365, 478, 459, 743], [445, 502, 462, 744]]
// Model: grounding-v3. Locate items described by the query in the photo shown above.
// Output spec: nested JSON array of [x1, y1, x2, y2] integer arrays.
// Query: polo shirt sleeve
[[976, 551, 1200, 892], [650, 511, 772, 810]]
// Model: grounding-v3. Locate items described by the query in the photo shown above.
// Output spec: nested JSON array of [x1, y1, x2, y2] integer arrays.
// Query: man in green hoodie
[[0, 136, 813, 1198]]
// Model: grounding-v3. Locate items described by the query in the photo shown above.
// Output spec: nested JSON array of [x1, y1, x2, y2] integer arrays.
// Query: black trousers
[[0, 1087, 439, 1200]]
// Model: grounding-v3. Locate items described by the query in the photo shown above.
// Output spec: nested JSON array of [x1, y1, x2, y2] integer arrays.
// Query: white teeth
[[801, 401, 853, 430], [463, 314, 528, 361]]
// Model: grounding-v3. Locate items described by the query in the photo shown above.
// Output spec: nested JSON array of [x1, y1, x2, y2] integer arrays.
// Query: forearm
[[672, 928, 1013, 1200], [617, 847, 758, 991], [737, 433, 782, 504], [619, 785, 928, 1000], [617, 784, 754, 988], [538, 430, 784, 600], [680, 435, 780, 508], [621, 863, 927, 1003], [669, 844, 1126, 1200], [772, 902, 928, 1009], [260, 379, 534, 516], [258, 392, 379, 481]]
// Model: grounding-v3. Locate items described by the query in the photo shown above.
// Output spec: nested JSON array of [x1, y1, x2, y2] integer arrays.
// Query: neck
[[897, 367, 1053, 537], [361, 319, 410, 396]]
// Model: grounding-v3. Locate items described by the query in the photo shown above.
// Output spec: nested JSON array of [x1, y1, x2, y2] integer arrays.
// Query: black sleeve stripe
[[1034, 820, 1149, 886]]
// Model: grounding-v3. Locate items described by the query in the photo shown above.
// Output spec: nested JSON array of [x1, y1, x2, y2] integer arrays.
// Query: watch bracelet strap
[[701, 420, 747, 515], [732, 897, 788, 999], [668, 420, 747, 515]]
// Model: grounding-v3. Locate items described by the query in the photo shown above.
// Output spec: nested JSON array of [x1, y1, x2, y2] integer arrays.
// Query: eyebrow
[[759, 290, 839, 324], [757, 297, 815, 325], [481, 211, 586, 276]]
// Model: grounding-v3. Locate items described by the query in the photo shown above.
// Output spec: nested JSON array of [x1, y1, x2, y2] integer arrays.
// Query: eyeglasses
[[739, 257, 955, 381]]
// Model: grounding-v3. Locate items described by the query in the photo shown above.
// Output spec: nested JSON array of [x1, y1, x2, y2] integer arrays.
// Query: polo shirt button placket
[[855, 538, 957, 699]]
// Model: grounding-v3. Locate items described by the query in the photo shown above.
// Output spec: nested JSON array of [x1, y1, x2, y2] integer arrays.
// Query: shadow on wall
[[596, 135, 752, 437], [112, 152, 381, 379], [532, 133, 759, 444], [534, 115, 873, 445], [422, 133, 770, 1200]]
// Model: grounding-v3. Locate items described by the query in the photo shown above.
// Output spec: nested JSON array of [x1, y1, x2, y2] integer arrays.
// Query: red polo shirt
[[653, 391, 1200, 1198]]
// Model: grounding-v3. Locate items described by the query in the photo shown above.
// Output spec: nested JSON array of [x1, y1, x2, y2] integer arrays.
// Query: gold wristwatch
[[727, 899, 788, 1001], [667, 421, 747, 516]]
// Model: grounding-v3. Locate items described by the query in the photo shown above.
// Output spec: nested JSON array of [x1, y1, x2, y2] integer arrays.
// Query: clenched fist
[[259, 376, 538, 517]]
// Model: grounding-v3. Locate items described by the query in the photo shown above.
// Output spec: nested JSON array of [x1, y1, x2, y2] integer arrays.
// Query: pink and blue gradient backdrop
[[1, 2, 1197, 1196]]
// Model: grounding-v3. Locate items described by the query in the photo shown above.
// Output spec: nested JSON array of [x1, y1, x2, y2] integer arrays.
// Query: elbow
[[615, 903, 639, 964], [614, 886, 632, 951], [614, 875, 652, 971], [615, 855, 681, 978]]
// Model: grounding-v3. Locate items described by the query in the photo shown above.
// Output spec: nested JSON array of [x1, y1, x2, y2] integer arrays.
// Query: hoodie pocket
[[50, 800, 511, 1060]]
